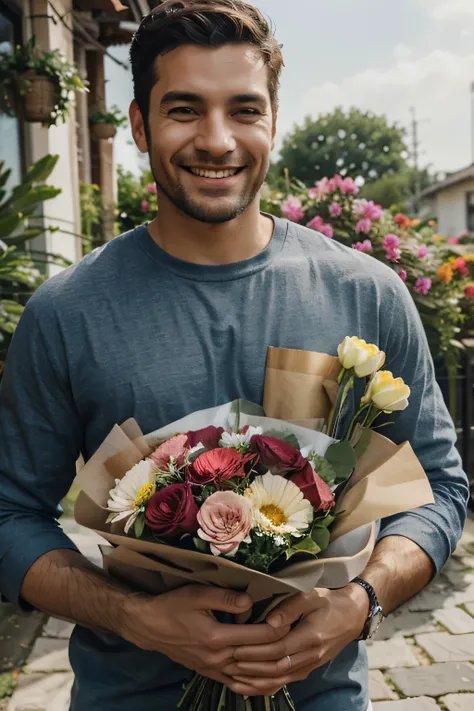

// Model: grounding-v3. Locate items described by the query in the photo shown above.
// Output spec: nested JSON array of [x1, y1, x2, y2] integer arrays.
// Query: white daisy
[[219, 426, 263, 451], [244, 472, 313, 537], [106, 459, 157, 534]]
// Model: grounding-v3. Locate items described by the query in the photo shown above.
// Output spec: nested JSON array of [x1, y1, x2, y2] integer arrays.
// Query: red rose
[[187, 448, 254, 486], [186, 426, 224, 450], [250, 435, 308, 474], [145, 484, 199, 538], [289, 462, 336, 513], [465, 284, 474, 298]]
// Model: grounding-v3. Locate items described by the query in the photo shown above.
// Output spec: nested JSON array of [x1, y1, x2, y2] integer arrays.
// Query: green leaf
[[263, 429, 301, 450], [0, 212, 23, 238], [134, 513, 146, 539], [11, 185, 61, 210], [286, 535, 321, 560], [308, 452, 337, 487], [310, 525, 330, 551], [353, 427, 373, 459], [325, 441, 357, 482], [193, 537, 210, 553], [25, 153, 59, 183]]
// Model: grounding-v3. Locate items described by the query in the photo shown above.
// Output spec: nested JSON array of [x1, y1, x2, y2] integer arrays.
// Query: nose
[[194, 111, 237, 157]]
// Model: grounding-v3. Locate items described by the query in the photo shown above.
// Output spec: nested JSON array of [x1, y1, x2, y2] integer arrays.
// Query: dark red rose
[[250, 435, 308, 474], [186, 426, 224, 450], [187, 448, 254, 486], [290, 462, 336, 513], [145, 484, 199, 538]]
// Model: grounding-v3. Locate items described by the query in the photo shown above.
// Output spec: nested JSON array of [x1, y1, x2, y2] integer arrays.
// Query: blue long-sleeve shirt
[[0, 217, 468, 711]]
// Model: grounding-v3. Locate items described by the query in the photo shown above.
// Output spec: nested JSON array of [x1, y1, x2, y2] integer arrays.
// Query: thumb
[[266, 591, 322, 628], [190, 586, 253, 613]]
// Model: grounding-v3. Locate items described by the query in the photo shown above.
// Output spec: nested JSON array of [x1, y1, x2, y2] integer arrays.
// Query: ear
[[129, 100, 149, 154]]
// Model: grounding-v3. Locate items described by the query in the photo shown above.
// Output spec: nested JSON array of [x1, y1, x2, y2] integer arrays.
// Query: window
[[0, 0, 23, 190], [467, 192, 474, 234]]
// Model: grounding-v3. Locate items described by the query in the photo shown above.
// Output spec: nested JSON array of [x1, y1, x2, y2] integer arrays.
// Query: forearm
[[355, 535, 434, 615], [20, 548, 139, 636]]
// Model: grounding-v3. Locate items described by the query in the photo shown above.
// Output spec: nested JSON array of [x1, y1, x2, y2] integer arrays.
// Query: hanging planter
[[0, 36, 86, 127], [90, 122, 117, 140], [89, 105, 127, 141]]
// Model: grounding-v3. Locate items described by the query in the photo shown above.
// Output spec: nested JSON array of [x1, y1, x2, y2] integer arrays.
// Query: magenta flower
[[399, 270, 407, 282], [447, 237, 460, 245], [383, 234, 400, 250], [386, 248, 401, 263], [329, 202, 342, 217], [281, 196, 305, 222], [141, 200, 149, 212], [353, 199, 382, 221], [307, 215, 333, 238], [308, 187, 319, 199], [341, 177, 359, 195], [356, 218, 372, 234], [147, 183, 157, 194], [418, 246, 429, 258], [312, 177, 331, 199], [415, 277, 432, 295], [352, 239, 372, 253]]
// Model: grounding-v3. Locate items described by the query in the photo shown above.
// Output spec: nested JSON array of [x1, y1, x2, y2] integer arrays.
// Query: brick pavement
[[4, 517, 474, 710]]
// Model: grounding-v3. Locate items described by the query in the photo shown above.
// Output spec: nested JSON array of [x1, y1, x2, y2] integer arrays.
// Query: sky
[[105, 0, 474, 178]]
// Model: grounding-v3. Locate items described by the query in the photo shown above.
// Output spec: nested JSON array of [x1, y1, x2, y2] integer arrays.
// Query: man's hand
[[222, 586, 369, 697], [120, 585, 291, 691]]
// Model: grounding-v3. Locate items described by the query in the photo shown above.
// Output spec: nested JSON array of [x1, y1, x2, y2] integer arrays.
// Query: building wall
[[23, 0, 82, 275], [432, 179, 474, 238]]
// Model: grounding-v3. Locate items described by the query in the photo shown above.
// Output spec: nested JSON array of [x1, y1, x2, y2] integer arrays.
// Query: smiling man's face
[[132, 43, 276, 224]]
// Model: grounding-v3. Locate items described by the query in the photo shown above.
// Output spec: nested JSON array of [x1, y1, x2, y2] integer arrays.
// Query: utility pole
[[410, 106, 422, 216]]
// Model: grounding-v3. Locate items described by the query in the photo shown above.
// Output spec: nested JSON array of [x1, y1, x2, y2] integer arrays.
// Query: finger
[[232, 662, 317, 689], [266, 591, 324, 629], [187, 586, 253, 613], [233, 650, 315, 678], [209, 621, 290, 649], [234, 625, 309, 662]]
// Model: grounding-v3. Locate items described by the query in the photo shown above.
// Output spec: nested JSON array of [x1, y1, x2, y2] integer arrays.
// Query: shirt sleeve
[[375, 271, 469, 572], [0, 288, 81, 607]]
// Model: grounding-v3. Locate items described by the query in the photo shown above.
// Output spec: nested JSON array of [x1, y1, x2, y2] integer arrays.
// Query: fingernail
[[236, 594, 251, 608], [267, 613, 282, 628]]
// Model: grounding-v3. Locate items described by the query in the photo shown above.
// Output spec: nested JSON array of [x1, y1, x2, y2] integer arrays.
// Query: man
[[0, 1, 468, 710]]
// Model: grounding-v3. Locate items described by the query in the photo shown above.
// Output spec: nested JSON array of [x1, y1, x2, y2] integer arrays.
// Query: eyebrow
[[160, 91, 268, 107]]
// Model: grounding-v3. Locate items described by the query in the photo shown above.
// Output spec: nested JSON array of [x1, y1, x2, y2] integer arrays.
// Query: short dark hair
[[130, 0, 284, 131]]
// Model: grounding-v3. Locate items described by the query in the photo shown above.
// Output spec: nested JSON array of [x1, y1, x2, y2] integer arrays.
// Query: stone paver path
[[4, 517, 474, 710]]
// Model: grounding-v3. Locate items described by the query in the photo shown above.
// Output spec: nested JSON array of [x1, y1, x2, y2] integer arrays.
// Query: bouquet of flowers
[[74, 338, 434, 711]]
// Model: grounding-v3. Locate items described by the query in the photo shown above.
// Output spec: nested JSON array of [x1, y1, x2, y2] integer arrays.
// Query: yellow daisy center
[[134, 483, 154, 508], [260, 504, 288, 527]]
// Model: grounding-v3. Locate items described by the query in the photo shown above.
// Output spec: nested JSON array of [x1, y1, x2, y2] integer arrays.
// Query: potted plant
[[0, 36, 85, 126], [89, 105, 127, 140]]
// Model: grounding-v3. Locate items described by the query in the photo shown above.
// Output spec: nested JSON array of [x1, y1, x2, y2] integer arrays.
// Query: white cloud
[[394, 44, 413, 62], [431, 0, 474, 20], [302, 49, 474, 172]]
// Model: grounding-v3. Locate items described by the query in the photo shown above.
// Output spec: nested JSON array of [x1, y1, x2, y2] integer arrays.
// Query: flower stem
[[345, 403, 370, 442], [329, 371, 355, 438]]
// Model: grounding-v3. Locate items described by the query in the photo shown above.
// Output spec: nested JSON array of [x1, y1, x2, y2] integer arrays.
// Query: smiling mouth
[[182, 167, 245, 179]]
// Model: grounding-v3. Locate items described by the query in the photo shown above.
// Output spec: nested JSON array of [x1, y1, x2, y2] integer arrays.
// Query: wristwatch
[[351, 577, 384, 641]]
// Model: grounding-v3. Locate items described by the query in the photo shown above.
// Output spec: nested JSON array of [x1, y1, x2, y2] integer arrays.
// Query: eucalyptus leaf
[[193, 537, 210, 553], [353, 427, 372, 459], [310, 525, 330, 551], [285, 535, 320, 560], [325, 440, 357, 482], [308, 452, 337, 487]]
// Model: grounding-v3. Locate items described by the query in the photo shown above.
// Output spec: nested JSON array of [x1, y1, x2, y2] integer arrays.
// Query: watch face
[[368, 606, 384, 639]]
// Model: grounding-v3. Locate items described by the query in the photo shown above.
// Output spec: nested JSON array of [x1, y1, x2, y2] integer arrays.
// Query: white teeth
[[189, 168, 239, 179]]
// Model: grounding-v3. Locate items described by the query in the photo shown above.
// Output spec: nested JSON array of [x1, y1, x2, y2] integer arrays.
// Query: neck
[[146, 197, 274, 265]]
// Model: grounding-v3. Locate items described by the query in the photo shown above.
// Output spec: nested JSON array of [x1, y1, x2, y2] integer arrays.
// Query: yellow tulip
[[362, 371, 410, 412], [337, 336, 386, 378]]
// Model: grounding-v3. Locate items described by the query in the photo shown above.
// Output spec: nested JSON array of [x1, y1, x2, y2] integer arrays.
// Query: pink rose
[[186, 425, 224, 450], [453, 257, 469, 277], [141, 200, 149, 212], [289, 463, 335, 513], [399, 269, 407, 282], [352, 240, 372, 253], [418, 246, 428, 258], [341, 177, 359, 195], [386, 248, 401, 263], [415, 277, 432, 295], [307, 215, 333, 238], [355, 218, 372, 234], [188, 448, 254, 486], [197, 491, 252, 556], [383, 234, 400, 250], [281, 197, 305, 222], [329, 202, 342, 217], [250, 435, 308, 475], [447, 237, 460, 245], [145, 484, 198, 538], [149, 434, 189, 470], [147, 183, 157, 194]]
